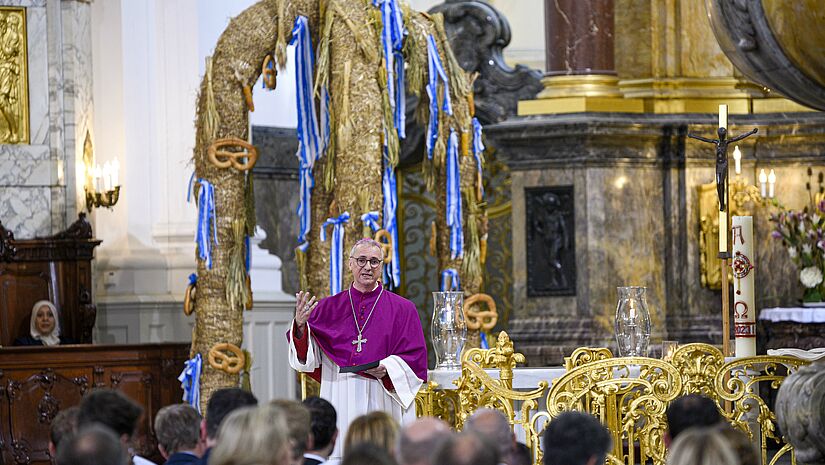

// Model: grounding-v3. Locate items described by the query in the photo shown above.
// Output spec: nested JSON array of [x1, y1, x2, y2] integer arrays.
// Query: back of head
[[344, 411, 400, 456], [205, 388, 258, 440], [667, 427, 740, 465], [270, 399, 312, 459], [543, 412, 612, 465], [57, 424, 129, 465], [464, 409, 514, 463], [666, 395, 721, 440], [51, 406, 80, 449], [154, 404, 202, 455], [343, 443, 398, 465], [77, 390, 143, 439], [211, 404, 290, 465], [715, 425, 758, 465], [433, 432, 497, 465], [398, 417, 453, 465], [302, 397, 337, 451]]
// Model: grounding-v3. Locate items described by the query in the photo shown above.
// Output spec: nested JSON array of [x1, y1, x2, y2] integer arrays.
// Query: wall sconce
[[85, 160, 121, 212]]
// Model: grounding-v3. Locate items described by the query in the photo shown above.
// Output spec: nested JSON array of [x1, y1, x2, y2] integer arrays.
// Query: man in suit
[[198, 388, 258, 465], [464, 409, 517, 465], [154, 404, 204, 465], [77, 389, 155, 465], [302, 397, 338, 465], [56, 424, 129, 465], [543, 412, 611, 465]]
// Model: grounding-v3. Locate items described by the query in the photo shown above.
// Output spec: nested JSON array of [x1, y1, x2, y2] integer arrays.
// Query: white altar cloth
[[759, 307, 825, 323]]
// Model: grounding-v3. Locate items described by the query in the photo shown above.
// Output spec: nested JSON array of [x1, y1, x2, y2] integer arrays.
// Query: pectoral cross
[[352, 333, 367, 352]]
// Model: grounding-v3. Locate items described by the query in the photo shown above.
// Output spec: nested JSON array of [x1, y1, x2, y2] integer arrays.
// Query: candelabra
[[84, 160, 121, 212]]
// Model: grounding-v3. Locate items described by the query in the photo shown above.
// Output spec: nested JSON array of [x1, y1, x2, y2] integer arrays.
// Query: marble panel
[[0, 0, 47, 7], [27, 5, 49, 145], [0, 144, 51, 185], [0, 185, 50, 237]]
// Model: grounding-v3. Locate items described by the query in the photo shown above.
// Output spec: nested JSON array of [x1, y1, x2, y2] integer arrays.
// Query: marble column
[[538, 0, 621, 99]]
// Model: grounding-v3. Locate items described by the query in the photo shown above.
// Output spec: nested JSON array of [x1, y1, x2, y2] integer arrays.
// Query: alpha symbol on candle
[[734, 301, 749, 318], [732, 225, 745, 245]]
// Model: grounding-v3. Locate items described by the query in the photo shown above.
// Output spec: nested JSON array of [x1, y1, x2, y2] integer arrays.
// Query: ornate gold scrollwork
[[564, 347, 614, 371], [670, 343, 725, 399], [0, 7, 28, 144]]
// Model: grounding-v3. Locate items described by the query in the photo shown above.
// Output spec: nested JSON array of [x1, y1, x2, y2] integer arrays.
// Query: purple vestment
[[299, 284, 428, 382]]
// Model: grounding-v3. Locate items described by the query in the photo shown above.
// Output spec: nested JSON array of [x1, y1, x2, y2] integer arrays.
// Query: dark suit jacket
[[164, 452, 200, 465], [303, 457, 324, 465], [195, 448, 212, 465]]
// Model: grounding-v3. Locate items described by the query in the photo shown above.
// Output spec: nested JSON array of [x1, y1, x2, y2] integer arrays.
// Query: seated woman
[[14, 300, 76, 346]]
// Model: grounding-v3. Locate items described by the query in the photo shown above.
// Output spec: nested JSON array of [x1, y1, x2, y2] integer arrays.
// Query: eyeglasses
[[351, 256, 382, 268]]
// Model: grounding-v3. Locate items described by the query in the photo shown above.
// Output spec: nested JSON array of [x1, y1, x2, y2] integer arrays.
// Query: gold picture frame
[[0, 7, 28, 145]]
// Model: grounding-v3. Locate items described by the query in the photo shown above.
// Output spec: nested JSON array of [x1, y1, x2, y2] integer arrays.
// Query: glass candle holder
[[614, 286, 652, 357], [431, 291, 466, 370]]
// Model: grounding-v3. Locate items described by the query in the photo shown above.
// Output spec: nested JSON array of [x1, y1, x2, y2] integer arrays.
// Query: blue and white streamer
[[373, 0, 406, 139], [472, 117, 485, 197], [320, 212, 350, 295], [361, 211, 381, 233], [425, 34, 452, 159], [480, 332, 489, 349], [382, 165, 401, 288], [195, 179, 219, 269], [440, 268, 460, 291], [292, 16, 329, 249], [188, 273, 197, 287], [446, 130, 463, 259], [177, 353, 203, 413], [244, 235, 251, 272]]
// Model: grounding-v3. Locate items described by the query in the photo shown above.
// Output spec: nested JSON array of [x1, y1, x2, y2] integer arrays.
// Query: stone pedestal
[[486, 111, 825, 366], [776, 361, 825, 465]]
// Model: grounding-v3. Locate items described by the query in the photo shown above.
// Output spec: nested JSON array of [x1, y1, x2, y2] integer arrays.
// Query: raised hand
[[294, 290, 318, 337]]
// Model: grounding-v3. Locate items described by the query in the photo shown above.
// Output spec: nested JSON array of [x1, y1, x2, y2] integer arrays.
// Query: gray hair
[[350, 238, 385, 260], [154, 404, 202, 454], [464, 409, 514, 462]]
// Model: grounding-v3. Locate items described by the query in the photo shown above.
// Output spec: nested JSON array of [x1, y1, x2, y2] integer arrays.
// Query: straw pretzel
[[374, 229, 393, 264], [208, 137, 259, 171], [464, 293, 497, 331], [208, 342, 245, 374]]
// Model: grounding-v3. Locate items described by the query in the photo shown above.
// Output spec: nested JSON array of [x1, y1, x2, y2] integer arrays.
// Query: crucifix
[[352, 334, 367, 353], [688, 104, 758, 356]]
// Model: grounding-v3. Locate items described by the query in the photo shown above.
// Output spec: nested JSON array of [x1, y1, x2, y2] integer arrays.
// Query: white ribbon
[[177, 353, 203, 414], [472, 117, 485, 197], [361, 211, 381, 233], [440, 268, 461, 291], [383, 165, 401, 288], [195, 179, 219, 269], [425, 34, 452, 159], [321, 212, 351, 295], [446, 130, 464, 259]]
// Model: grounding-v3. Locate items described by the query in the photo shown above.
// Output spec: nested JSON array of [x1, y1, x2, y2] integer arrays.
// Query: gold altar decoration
[[698, 175, 766, 289], [0, 7, 28, 144], [413, 340, 811, 465]]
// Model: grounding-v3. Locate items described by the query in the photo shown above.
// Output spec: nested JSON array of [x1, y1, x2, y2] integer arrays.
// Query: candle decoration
[[731, 216, 756, 357]]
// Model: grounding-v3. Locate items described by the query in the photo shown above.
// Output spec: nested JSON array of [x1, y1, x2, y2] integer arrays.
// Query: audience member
[[344, 411, 399, 456], [302, 397, 338, 465], [716, 424, 758, 465], [665, 395, 721, 446], [342, 444, 398, 465], [56, 424, 129, 465], [199, 388, 258, 465], [14, 300, 76, 346], [154, 404, 204, 465], [512, 443, 532, 465], [433, 432, 497, 465], [49, 406, 80, 461], [667, 426, 739, 465], [76, 389, 153, 465], [397, 417, 452, 465], [542, 412, 611, 465], [270, 400, 312, 465], [210, 404, 290, 465], [464, 409, 517, 465]]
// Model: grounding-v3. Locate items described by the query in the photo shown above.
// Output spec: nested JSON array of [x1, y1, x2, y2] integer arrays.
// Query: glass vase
[[614, 286, 651, 357], [431, 291, 466, 370]]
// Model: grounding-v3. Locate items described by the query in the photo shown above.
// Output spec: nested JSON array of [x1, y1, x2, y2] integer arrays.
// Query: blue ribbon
[[244, 235, 251, 272], [425, 34, 452, 159], [373, 0, 406, 139], [320, 212, 350, 295], [446, 130, 464, 259], [472, 117, 485, 197], [188, 273, 197, 286], [177, 353, 203, 414], [480, 332, 489, 349], [382, 165, 401, 288], [292, 16, 328, 248], [261, 58, 276, 89], [195, 179, 219, 269], [440, 268, 460, 291], [361, 211, 381, 232]]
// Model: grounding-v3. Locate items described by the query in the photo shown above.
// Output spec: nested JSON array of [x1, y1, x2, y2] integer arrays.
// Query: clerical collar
[[350, 281, 382, 298]]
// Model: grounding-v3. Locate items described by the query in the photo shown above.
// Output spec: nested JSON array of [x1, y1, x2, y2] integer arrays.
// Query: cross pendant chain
[[352, 333, 367, 352], [348, 285, 384, 353]]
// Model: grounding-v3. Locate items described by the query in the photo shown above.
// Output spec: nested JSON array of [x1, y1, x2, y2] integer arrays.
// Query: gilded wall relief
[[0, 7, 27, 144]]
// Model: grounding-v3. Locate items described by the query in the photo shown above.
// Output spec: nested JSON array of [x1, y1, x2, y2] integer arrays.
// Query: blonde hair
[[344, 411, 399, 456], [211, 404, 290, 465], [667, 426, 740, 465]]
